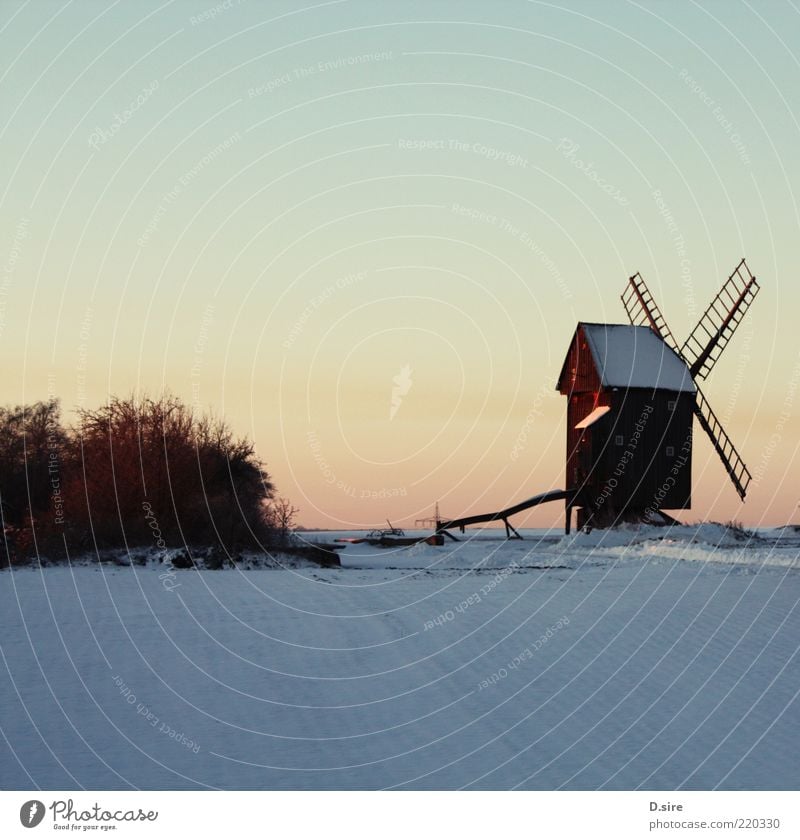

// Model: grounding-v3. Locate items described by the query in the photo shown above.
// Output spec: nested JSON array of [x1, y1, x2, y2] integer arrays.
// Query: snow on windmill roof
[[579, 323, 695, 392]]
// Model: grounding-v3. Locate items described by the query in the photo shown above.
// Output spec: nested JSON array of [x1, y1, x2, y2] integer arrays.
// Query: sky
[[1, 0, 799, 528]]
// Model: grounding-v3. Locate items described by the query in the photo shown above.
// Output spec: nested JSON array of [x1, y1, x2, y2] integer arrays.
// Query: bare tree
[[271, 497, 299, 544]]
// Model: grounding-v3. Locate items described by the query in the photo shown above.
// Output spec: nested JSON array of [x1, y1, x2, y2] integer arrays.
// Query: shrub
[[1, 394, 284, 560]]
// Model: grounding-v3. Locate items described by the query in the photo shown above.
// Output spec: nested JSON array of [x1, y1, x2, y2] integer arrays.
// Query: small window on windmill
[[666, 446, 675, 457], [667, 400, 677, 411], [614, 435, 624, 446]]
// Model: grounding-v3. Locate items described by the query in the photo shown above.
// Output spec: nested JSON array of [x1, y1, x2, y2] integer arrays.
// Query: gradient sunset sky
[[2, 0, 799, 528]]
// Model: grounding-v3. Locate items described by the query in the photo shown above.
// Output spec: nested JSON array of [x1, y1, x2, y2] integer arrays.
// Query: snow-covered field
[[1, 524, 798, 790]]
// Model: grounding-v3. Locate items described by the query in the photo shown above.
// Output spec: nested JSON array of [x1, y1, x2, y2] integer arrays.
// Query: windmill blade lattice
[[621, 261, 758, 502], [681, 259, 760, 381], [621, 272, 680, 352], [693, 385, 751, 500]]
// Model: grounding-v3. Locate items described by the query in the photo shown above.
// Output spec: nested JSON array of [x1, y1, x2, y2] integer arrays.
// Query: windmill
[[426, 259, 761, 541], [557, 258, 760, 532]]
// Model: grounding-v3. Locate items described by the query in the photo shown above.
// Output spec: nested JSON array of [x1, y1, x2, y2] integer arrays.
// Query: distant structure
[[431, 259, 760, 540], [557, 259, 759, 532], [415, 502, 444, 530]]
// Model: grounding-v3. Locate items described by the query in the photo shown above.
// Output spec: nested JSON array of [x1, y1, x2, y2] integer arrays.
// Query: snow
[[582, 323, 695, 392], [1, 527, 798, 790]]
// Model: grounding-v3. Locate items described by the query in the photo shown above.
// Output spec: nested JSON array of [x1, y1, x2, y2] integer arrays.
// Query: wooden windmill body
[[558, 259, 760, 532]]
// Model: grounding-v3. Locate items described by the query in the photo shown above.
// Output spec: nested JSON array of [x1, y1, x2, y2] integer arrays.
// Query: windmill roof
[[565, 323, 696, 393]]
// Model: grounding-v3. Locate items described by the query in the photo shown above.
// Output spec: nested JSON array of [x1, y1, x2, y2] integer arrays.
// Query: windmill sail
[[693, 385, 751, 499], [621, 272, 680, 351], [621, 265, 755, 502], [681, 259, 760, 381]]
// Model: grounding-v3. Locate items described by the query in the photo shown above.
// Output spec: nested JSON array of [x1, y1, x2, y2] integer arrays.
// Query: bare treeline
[[0, 395, 290, 561]]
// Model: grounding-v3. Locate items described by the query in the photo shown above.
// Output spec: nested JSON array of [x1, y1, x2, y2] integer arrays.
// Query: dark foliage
[[1, 395, 281, 562]]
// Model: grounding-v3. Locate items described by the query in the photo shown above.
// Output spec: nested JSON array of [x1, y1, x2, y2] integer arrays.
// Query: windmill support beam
[[437, 489, 572, 537]]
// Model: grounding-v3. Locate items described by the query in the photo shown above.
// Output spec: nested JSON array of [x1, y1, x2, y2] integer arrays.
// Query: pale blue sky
[[1, 0, 798, 526]]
